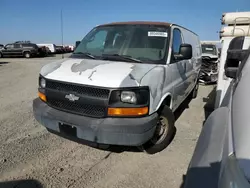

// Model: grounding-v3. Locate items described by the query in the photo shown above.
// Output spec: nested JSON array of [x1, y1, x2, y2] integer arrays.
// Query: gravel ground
[[0, 55, 215, 188]]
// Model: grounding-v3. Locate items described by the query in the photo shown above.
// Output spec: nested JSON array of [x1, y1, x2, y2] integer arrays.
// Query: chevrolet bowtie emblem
[[65, 94, 80, 102]]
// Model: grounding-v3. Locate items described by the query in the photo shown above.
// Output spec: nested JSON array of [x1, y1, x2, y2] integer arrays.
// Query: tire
[[191, 82, 199, 99], [24, 52, 31, 58], [0, 52, 2, 58], [141, 106, 176, 154]]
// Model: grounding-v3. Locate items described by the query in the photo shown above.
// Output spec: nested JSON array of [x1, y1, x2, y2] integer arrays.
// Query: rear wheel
[[24, 52, 31, 58], [141, 106, 176, 154]]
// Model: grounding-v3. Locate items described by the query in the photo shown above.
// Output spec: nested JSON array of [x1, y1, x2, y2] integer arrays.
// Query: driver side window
[[172, 28, 183, 54]]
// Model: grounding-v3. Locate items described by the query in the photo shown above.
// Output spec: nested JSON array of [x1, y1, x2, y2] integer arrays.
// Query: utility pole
[[61, 9, 64, 59]]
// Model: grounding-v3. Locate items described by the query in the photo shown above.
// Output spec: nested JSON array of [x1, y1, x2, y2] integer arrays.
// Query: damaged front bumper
[[33, 98, 158, 146]]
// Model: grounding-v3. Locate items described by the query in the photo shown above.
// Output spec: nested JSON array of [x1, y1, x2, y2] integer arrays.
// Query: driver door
[[170, 28, 189, 108]]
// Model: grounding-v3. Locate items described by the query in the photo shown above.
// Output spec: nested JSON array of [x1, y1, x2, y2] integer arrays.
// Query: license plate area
[[59, 123, 77, 137]]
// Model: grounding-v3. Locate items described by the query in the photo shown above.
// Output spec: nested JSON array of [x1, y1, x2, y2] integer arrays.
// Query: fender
[[155, 92, 173, 111]]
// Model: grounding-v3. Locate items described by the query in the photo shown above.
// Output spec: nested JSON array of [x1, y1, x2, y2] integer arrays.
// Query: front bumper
[[33, 98, 158, 146]]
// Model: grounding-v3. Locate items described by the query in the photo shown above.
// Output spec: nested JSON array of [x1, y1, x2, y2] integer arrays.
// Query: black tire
[[0, 52, 2, 58], [190, 81, 199, 99], [141, 106, 176, 154], [24, 52, 31, 58]]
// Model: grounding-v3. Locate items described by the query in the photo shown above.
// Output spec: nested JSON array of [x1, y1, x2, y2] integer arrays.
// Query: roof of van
[[96, 21, 199, 37], [97, 21, 172, 27]]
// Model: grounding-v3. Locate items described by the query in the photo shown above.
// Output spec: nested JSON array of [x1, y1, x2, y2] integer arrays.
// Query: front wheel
[[141, 106, 176, 154]]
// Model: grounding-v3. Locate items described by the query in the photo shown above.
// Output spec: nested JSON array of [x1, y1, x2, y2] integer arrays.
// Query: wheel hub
[[151, 116, 169, 144]]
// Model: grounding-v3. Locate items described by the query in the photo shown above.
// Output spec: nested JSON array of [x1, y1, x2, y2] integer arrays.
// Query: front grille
[[47, 98, 106, 117], [46, 80, 110, 99], [45, 80, 110, 117]]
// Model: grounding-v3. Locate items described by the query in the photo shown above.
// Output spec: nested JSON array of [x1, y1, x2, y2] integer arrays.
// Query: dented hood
[[40, 58, 157, 88]]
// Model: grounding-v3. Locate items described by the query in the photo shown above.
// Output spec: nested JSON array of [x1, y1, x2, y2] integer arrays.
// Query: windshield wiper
[[101, 54, 142, 63], [72, 52, 96, 59]]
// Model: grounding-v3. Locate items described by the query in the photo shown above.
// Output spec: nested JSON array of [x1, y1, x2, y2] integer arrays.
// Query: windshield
[[201, 44, 217, 55], [73, 24, 170, 64]]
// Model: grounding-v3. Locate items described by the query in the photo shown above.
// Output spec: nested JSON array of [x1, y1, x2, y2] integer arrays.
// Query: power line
[[61, 9, 64, 59]]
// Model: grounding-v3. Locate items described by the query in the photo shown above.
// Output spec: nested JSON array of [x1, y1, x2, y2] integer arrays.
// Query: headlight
[[108, 88, 149, 117], [121, 91, 137, 104], [40, 78, 46, 88]]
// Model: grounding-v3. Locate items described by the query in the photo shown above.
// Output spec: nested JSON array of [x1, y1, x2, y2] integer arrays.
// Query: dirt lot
[[0, 55, 215, 188]]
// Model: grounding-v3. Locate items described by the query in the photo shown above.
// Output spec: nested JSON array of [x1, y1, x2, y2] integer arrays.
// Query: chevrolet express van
[[33, 21, 202, 154]]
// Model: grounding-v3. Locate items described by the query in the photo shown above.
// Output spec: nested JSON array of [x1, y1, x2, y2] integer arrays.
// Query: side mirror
[[224, 36, 248, 79], [75, 41, 81, 49], [225, 67, 238, 78], [179, 44, 193, 60]]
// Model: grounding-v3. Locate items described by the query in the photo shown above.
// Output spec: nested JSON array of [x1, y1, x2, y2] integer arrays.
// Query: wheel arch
[[155, 93, 173, 112], [22, 50, 31, 55]]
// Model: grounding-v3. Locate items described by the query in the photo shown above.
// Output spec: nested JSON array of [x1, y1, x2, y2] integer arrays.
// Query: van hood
[[40, 58, 158, 88]]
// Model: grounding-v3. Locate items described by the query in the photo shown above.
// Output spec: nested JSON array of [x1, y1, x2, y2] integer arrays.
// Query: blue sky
[[1, 0, 249, 45]]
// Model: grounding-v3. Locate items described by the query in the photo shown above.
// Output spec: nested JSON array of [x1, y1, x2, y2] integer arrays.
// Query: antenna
[[61, 9, 64, 59]]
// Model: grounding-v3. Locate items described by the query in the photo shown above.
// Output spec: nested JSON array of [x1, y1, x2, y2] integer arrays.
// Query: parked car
[[0, 42, 41, 58], [37, 46, 48, 57], [63, 46, 72, 53], [33, 21, 202, 154], [183, 36, 250, 187], [37, 44, 57, 54], [55, 45, 64, 54], [68, 45, 74, 52]]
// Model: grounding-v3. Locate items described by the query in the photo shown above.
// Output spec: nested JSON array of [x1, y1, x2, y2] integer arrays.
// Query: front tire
[[141, 106, 176, 154]]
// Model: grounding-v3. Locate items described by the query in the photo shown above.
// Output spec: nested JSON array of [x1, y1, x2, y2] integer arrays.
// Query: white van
[[33, 21, 202, 153], [37, 43, 57, 53], [215, 11, 250, 108]]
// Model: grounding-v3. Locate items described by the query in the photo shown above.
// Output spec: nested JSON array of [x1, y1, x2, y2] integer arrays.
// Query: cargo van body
[[33, 21, 201, 153]]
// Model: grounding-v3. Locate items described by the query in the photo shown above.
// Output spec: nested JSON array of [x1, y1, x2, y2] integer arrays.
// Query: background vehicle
[[37, 45, 48, 57], [183, 36, 250, 188], [201, 42, 220, 60], [199, 41, 220, 84], [55, 45, 64, 53], [33, 21, 201, 154], [0, 41, 41, 58], [67, 45, 74, 52], [215, 11, 250, 108], [37, 44, 57, 54], [0, 44, 4, 49]]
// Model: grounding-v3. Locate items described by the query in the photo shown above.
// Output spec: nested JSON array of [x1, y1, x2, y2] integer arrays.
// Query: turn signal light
[[38, 91, 47, 102], [108, 107, 148, 116]]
